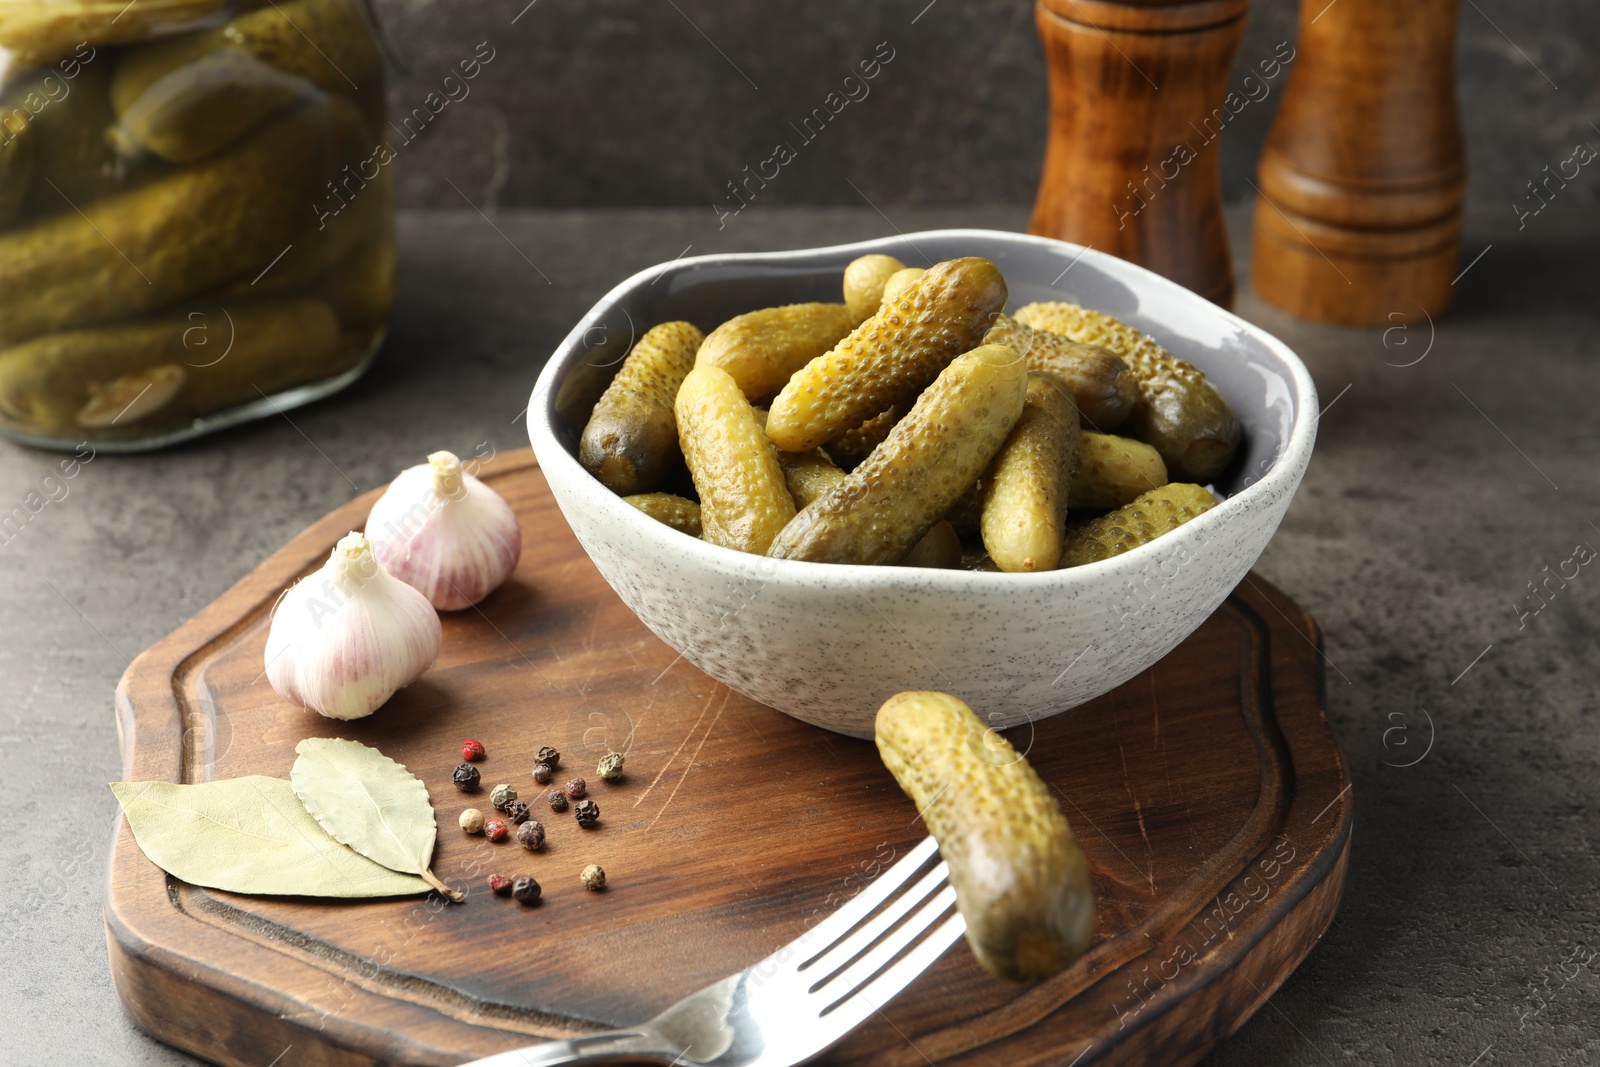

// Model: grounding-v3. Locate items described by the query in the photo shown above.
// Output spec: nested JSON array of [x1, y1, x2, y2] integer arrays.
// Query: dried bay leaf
[[111, 777, 433, 898], [291, 737, 462, 901]]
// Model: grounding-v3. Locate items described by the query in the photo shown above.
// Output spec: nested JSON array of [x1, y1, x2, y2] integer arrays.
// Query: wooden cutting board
[[106, 448, 1351, 1067]]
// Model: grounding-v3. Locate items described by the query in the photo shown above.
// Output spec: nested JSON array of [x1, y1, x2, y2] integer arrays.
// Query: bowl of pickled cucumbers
[[0, 0, 393, 450], [528, 230, 1317, 737]]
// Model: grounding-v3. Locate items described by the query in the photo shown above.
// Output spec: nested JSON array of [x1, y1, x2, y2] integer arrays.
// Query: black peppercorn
[[547, 789, 569, 813], [517, 820, 545, 851], [536, 745, 560, 769], [452, 763, 480, 791], [574, 799, 599, 828], [512, 876, 542, 905], [504, 800, 531, 825], [531, 762, 553, 785]]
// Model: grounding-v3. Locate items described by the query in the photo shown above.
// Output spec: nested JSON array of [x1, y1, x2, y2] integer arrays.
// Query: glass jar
[[0, 0, 393, 451]]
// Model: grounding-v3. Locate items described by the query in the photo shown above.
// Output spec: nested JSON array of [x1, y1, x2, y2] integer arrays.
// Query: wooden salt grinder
[[1252, 0, 1466, 325], [1029, 0, 1251, 308]]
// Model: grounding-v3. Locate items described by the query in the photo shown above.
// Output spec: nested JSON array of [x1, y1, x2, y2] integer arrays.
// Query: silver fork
[[460, 836, 962, 1066]]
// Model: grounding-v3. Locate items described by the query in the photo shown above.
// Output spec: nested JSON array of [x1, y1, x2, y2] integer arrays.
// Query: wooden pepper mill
[[1252, 0, 1466, 325], [1029, 0, 1251, 308]]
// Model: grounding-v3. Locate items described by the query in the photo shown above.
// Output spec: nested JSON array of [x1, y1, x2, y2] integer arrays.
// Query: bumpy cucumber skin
[[875, 690, 1095, 982], [766, 257, 1007, 453], [580, 321, 704, 495], [775, 448, 846, 509], [842, 254, 906, 324], [675, 364, 795, 554], [880, 267, 925, 308], [776, 447, 958, 566], [768, 344, 1027, 566], [1061, 483, 1218, 568], [1070, 431, 1168, 509], [623, 493, 702, 538], [696, 302, 855, 404], [825, 404, 901, 472], [1014, 301, 1240, 482], [980, 372, 1080, 573], [983, 314, 1137, 431]]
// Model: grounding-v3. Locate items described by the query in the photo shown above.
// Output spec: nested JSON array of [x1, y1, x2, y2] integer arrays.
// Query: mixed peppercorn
[[447, 738, 625, 905]]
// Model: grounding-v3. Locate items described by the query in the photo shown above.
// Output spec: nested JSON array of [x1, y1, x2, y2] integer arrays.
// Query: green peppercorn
[[517, 820, 545, 851], [459, 808, 485, 834], [547, 789, 569, 813], [597, 752, 625, 781], [537, 745, 560, 769], [531, 762, 553, 785], [574, 799, 599, 828], [490, 783, 517, 811], [581, 864, 606, 891], [452, 763, 480, 791], [504, 800, 531, 825], [512, 876, 542, 905]]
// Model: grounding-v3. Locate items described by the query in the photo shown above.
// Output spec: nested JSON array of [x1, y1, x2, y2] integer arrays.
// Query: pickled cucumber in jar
[[0, 0, 394, 450]]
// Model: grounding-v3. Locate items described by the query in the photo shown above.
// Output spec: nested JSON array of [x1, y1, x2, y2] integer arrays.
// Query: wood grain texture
[[1251, 0, 1467, 325], [1028, 0, 1250, 308], [106, 448, 1352, 1066]]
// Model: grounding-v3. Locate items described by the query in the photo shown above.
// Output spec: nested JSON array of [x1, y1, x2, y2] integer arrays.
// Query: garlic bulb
[[366, 450, 522, 610], [265, 532, 442, 720]]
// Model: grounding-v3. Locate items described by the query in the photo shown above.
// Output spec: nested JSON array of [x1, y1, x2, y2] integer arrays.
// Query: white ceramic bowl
[[527, 230, 1316, 738]]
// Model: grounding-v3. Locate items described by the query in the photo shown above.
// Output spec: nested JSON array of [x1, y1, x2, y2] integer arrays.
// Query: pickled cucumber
[[0, 108, 31, 225], [580, 321, 703, 495], [623, 493, 702, 538], [1069, 432, 1167, 510], [983, 314, 1137, 431], [875, 690, 1095, 982], [11, 62, 138, 212], [110, 46, 316, 163], [825, 404, 900, 472], [0, 298, 341, 437], [842, 253, 905, 324], [111, 0, 382, 110], [775, 444, 960, 568], [768, 344, 1027, 566], [897, 519, 961, 569], [675, 364, 795, 554], [1060, 483, 1217, 568], [881, 266, 924, 308], [696, 303, 855, 404], [0, 0, 223, 69], [1014, 302, 1240, 482], [766, 257, 1007, 453], [980, 373, 1079, 573], [0, 97, 365, 343]]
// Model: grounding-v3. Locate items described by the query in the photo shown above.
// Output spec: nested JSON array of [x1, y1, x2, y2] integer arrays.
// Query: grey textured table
[[3, 205, 1596, 1066]]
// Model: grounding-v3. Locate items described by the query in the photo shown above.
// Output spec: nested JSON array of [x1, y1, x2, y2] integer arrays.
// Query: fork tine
[[819, 911, 967, 1035], [781, 837, 942, 969], [811, 883, 958, 1003], [800, 859, 949, 984]]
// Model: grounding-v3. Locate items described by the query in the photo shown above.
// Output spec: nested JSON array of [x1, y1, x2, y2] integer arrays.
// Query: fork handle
[[455, 1029, 680, 1067]]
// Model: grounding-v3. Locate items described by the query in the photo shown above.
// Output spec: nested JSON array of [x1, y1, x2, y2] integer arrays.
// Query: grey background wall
[[371, 0, 1598, 220]]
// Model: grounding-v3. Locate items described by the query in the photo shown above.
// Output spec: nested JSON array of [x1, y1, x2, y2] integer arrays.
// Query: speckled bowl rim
[[528, 228, 1317, 593]]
